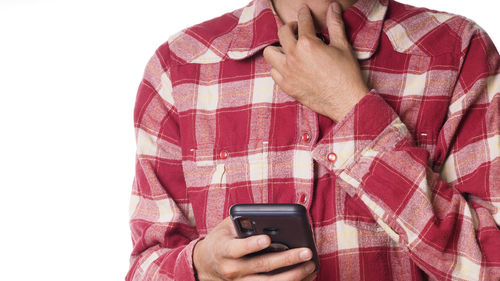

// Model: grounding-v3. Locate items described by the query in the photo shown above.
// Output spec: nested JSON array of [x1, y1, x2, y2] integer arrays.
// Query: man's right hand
[[193, 217, 317, 281]]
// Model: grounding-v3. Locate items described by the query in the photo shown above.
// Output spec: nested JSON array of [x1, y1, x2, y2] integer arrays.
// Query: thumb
[[327, 2, 348, 48]]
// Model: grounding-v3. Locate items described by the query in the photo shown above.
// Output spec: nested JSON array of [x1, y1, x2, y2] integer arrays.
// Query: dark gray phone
[[229, 204, 320, 274]]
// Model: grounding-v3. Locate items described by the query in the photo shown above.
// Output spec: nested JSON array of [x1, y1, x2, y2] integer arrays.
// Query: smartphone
[[229, 203, 320, 274]]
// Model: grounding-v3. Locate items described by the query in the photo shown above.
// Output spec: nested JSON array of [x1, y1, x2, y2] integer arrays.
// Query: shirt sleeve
[[126, 43, 201, 281], [311, 21, 500, 280]]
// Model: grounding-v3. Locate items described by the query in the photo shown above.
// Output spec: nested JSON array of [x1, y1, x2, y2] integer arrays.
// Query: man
[[126, 0, 500, 280]]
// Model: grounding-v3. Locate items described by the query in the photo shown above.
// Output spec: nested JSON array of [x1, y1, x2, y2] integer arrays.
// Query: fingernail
[[305, 262, 315, 273], [258, 237, 268, 247], [300, 249, 312, 261], [332, 3, 341, 14]]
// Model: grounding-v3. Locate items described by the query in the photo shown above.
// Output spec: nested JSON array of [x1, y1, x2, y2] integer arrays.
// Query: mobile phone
[[229, 203, 320, 274]]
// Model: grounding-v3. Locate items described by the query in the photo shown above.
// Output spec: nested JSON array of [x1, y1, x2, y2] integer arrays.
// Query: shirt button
[[299, 193, 308, 204], [219, 150, 229, 160], [301, 133, 311, 143], [327, 152, 337, 163]]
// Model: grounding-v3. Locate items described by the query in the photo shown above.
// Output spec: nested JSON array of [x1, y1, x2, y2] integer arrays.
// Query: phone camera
[[263, 227, 279, 236], [238, 218, 255, 235]]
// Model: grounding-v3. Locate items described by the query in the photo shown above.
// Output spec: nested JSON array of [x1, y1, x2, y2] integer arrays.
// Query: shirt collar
[[227, 0, 389, 60]]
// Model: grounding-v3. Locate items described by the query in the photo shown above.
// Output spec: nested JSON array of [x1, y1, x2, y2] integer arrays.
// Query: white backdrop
[[0, 0, 498, 280]]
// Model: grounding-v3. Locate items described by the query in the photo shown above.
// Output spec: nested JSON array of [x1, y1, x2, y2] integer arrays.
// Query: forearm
[[128, 44, 202, 280], [127, 237, 201, 281], [312, 91, 500, 280]]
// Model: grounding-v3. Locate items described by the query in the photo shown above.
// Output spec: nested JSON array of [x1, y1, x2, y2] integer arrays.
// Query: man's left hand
[[263, 2, 370, 122]]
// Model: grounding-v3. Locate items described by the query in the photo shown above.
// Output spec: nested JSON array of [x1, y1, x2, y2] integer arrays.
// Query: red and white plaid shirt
[[126, 0, 500, 280]]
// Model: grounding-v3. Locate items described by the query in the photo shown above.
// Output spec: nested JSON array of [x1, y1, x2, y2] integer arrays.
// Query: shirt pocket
[[182, 146, 225, 190], [181, 141, 270, 232], [183, 141, 269, 189]]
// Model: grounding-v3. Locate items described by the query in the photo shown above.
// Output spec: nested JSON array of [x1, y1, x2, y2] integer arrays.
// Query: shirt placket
[[296, 102, 319, 210]]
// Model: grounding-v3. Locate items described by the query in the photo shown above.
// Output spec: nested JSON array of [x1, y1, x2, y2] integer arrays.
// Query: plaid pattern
[[126, 0, 500, 280]]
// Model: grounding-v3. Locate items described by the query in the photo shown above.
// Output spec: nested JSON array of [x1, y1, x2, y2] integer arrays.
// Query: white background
[[0, 0, 498, 280]]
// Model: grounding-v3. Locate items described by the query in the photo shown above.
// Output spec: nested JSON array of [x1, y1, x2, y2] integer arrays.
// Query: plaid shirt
[[126, 0, 500, 280]]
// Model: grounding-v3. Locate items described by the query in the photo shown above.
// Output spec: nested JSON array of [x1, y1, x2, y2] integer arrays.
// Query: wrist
[[327, 88, 368, 122], [193, 239, 206, 280]]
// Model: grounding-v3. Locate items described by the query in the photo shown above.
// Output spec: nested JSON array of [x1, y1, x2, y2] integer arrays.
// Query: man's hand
[[263, 2, 369, 122], [193, 217, 317, 281]]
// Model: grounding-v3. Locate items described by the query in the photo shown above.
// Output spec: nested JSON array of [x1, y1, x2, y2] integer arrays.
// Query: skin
[[264, 0, 369, 122], [193, 217, 317, 280], [271, 0, 358, 31], [193, 1, 368, 280]]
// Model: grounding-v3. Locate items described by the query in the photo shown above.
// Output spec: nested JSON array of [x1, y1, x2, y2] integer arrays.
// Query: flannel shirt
[[126, 0, 500, 280]]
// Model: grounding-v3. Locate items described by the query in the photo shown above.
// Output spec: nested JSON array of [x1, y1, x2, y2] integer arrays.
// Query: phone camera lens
[[239, 218, 255, 235], [263, 227, 279, 235]]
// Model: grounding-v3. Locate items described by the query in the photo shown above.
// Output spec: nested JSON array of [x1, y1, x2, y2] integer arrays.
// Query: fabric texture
[[126, 0, 500, 280]]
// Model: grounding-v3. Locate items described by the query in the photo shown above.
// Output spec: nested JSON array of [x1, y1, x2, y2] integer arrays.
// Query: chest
[[171, 50, 458, 152], [169, 49, 458, 234]]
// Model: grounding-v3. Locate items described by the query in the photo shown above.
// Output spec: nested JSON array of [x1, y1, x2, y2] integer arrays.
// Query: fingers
[[278, 22, 298, 53], [269, 68, 284, 86], [303, 271, 318, 281], [263, 46, 287, 73], [240, 247, 313, 275], [272, 261, 316, 281], [222, 234, 271, 259], [214, 218, 317, 280], [242, 261, 317, 281], [297, 5, 316, 38], [220, 216, 238, 237], [326, 2, 348, 48]]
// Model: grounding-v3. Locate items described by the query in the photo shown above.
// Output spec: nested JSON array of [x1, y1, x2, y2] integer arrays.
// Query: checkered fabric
[[126, 0, 500, 280]]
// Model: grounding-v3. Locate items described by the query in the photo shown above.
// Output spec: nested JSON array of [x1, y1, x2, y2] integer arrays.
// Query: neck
[[271, 0, 358, 31]]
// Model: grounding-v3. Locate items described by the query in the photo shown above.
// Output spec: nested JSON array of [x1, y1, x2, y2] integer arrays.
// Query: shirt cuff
[[172, 237, 205, 281], [311, 90, 407, 185]]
